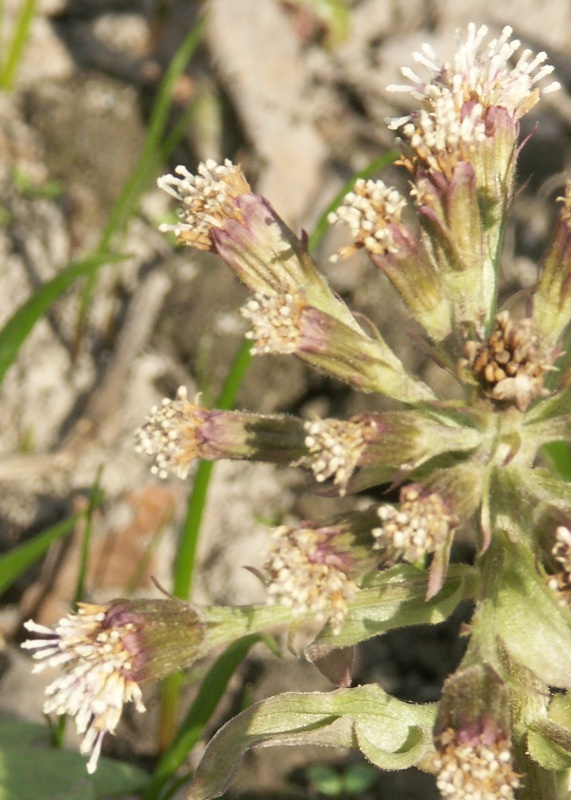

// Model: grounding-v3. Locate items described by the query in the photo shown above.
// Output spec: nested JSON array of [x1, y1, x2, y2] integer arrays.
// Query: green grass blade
[[0, 513, 81, 596], [0, 0, 37, 90], [0, 0, 5, 72], [72, 466, 105, 607], [145, 634, 266, 800], [0, 251, 125, 388]]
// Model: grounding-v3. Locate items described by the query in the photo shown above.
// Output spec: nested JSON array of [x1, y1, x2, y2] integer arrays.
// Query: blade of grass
[[0, 0, 37, 90], [158, 151, 398, 751], [145, 634, 268, 800], [77, 15, 208, 332], [0, 512, 82, 596], [72, 466, 104, 607], [0, 251, 125, 389]]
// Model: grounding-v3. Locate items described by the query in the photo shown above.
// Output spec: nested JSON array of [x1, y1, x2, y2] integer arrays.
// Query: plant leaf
[[142, 634, 269, 800], [310, 563, 477, 650], [528, 692, 571, 770], [0, 513, 84, 596], [0, 717, 148, 800], [493, 543, 571, 688], [186, 684, 436, 800]]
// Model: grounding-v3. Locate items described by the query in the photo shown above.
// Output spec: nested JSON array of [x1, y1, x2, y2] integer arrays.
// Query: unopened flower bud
[[135, 386, 307, 479], [21, 599, 206, 773], [459, 311, 551, 411], [433, 665, 519, 800]]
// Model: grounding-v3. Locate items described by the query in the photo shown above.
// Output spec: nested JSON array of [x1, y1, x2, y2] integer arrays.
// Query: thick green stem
[[513, 742, 559, 800]]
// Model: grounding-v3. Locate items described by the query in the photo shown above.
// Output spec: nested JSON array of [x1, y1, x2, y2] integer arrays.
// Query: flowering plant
[[22, 23, 571, 800]]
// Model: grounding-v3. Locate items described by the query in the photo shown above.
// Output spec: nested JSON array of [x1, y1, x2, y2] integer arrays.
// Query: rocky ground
[[1, 1, 571, 797]]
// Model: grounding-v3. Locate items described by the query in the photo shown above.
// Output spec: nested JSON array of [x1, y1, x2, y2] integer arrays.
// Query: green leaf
[[520, 468, 571, 512], [541, 442, 571, 481], [0, 717, 149, 800], [186, 684, 435, 800], [142, 634, 268, 800], [310, 563, 477, 649], [493, 543, 571, 688], [0, 513, 82, 596], [0, 252, 124, 388]]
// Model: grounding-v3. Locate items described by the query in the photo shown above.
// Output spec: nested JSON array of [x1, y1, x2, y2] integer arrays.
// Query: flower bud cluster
[[22, 23, 571, 799]]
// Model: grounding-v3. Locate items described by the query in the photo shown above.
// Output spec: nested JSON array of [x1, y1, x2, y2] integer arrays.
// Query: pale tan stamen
[[327, 179, 406, 260], [303, 417, 378, 494], [158, 159, 251, 250], [241, 291, 305, 354]]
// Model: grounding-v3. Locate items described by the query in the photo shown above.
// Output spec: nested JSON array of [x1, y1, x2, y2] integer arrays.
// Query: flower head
[[388, 24, 559, 126], [328, 178, 450, 340], [135, 386, 308, 479], [328, 179, 407, 260], [158, 159, 251, 250], [263, 512, 379, 634], [22, 600, 205, 773], [433, 665, 520, 800], [135, 386, 217, 479], [434, 722, 520, 799], [385, 26, 560, 333], [373, 484, 460, 564], [302, 416, 380, 494], [242, 291, 306, 355]]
